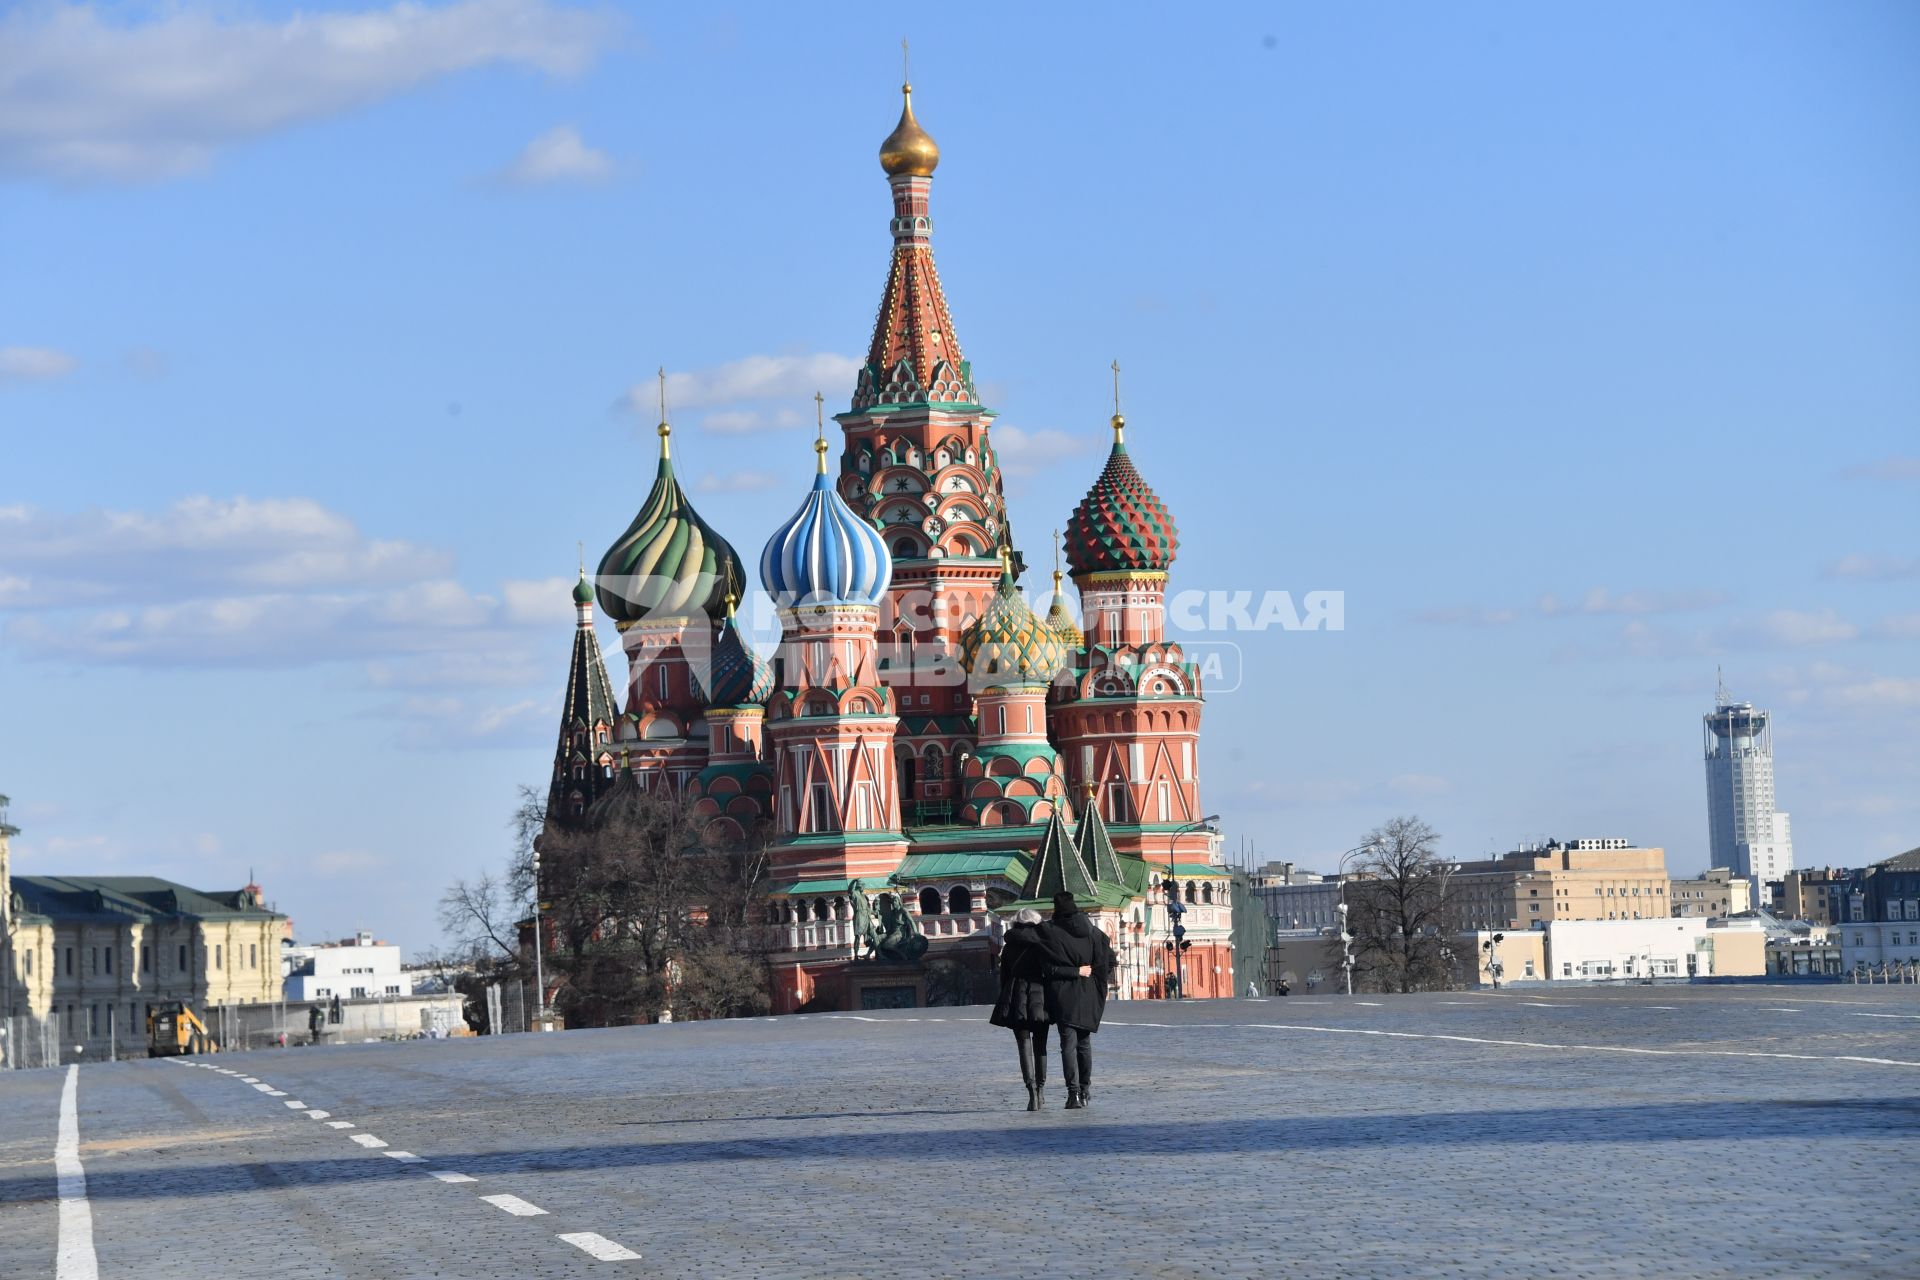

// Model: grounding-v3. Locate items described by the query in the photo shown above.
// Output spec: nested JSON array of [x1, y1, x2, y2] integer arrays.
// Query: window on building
[[250, 943, 258, 969], [140, 946, 149, 973], [948, 886, 973, 916], [1157, 780, 1172, 821], [215, 945, 223, 970], [103, 948, 112, 975], [22, 951, 30, 976], [64, 947, 73, 976], [178, 944, 188, 971]]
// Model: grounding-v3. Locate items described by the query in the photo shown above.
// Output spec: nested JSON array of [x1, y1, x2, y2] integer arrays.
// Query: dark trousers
[[1057, 1025, 1093, 1092], [1014, 1025, 1050, 1089]]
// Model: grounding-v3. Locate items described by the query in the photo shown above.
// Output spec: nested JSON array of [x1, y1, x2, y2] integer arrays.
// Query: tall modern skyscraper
[[1703, 672, 1793, 899]]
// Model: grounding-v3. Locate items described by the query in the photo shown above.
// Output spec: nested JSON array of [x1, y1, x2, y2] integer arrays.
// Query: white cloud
[[1826, 554, 1920, 582], [0, 346, 78, 381], [0, 496, 582, 678], [0, 0, 618, 182], [695, 470, 783, 494], [1537, 587, 1726, 617], [1831, 675, 1920, 708], [1387, 773, 1451, 797], [988, 423, 1096, 479], [1871, 613, 1920, 642], [617, 354, 862, 433], [1720, 609, 1859, 649], [386, 694, 548, 748], [498, 125, 610, 185], [0, 496, 451, 605], [1841, 456, 1920, 483], [1414, 606, 1520, 627]]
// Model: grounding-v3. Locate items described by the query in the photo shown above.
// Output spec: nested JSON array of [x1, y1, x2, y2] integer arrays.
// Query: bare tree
[[1345, 815, 1455, 994], [531, 777, 774, 1025]]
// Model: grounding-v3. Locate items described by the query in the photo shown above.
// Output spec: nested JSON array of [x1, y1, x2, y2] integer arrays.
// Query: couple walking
[[990, 892, 1117, 1111]]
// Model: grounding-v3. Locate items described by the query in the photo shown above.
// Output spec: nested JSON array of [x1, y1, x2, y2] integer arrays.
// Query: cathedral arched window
[[813, 898, 830, 922], [1201, 883, 1214, 905], [948, 886, 973, 916], [919, 887, 943, 917], [1184, 881, 1197, 904]]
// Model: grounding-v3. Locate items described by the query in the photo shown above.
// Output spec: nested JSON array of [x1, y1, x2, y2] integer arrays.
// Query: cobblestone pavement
[[2, 984, 1918, 1279]]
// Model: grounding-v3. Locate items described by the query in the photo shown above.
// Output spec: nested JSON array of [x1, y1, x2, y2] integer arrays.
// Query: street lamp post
[[1333, 842, 1378, 997], [530, 849, 546, 1028], [1164, 815, 1221, 999]]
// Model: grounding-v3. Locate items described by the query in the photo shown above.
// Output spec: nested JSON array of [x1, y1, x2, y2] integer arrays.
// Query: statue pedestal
[[846, 964, 926, 1011]]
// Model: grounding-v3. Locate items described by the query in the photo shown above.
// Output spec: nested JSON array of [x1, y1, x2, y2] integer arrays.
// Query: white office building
[[1703, 676, 1794, 901], [283, 931, 405, 1003]]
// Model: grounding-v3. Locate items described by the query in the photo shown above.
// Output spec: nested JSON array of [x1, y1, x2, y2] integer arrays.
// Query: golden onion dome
[[879, 84, 940, 177]]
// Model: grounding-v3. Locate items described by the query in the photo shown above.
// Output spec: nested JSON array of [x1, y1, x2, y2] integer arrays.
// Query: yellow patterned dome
[[960, 556, 1065, 691], [1044, 569, 1082, 649], [879, 84, 940, 177]]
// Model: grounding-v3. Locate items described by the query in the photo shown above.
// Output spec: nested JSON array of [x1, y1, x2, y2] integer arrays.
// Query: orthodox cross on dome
[[656, 366, 671, 455], [1110, 359, 1125, 444], [813, 390, 829, 472]]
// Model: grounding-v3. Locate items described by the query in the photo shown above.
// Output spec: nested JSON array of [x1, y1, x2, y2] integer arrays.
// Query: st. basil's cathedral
[[544, 81, 1238, 1012]]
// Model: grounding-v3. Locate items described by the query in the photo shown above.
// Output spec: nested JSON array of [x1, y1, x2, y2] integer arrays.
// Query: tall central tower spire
[[857, 77, 972, 410], [832, 73, 1018, 821]]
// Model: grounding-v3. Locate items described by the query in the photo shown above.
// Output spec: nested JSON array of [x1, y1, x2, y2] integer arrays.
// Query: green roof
[[775, 879, 861, 896], [895, 851, 1030, 882], [12, 876, 282, 923], [1169, 862, 1227, 877]]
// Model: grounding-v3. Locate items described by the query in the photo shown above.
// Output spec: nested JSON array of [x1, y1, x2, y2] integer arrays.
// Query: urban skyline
[[2, 2, 1916, 951]]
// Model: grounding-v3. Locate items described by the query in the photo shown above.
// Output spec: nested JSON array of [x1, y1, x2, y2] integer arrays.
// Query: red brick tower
[[1053, 406, 1209, 865]]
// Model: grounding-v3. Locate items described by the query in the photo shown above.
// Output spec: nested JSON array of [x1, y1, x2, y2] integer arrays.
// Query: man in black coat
[[1033, 892, 1118, 1109], [989, 908, 1053, 1110]]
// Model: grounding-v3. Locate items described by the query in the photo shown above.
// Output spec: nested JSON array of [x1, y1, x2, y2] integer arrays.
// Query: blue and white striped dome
[[760, 448, 893, 608]]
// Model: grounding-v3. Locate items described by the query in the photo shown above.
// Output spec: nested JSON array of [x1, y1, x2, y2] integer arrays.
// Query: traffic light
[[1172, 923, 1187, 941], [1179, 939, 1193, 952]]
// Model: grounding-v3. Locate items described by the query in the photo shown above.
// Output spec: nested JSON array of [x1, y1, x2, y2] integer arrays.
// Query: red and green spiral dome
[[1064, 417, 1178, 575]]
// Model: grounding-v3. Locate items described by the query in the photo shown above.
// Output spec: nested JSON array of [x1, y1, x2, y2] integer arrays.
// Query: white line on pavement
[[350, 1134, 388, 1149], [325, 1121, 354, 1129], [284, 1101, 306, 1109], [55, 1065, 99, 1280], [1855, 1013, 1920, 1020], [251, 1083, 274, 1091], [559, 1232, 642, 1261], [1353, 1001, 1382, 1007], [383, 1152, 426, 1163], [1522, 1002, 1572, 1008], [1643, 1006, 1678, 1010], [239, 1077, 258, 1083], [265, 1090, 286, 1097], [1102, 1019, 1920, 1068], [480, 1194, 548, 1217], [305, 1110, 331, 1119], [428, 1171, 477, 1184]]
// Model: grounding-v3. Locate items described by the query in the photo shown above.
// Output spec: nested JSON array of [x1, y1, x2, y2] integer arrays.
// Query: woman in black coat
[[989, 908, 1052, 1110], [1032, 892, 1117, 1109]]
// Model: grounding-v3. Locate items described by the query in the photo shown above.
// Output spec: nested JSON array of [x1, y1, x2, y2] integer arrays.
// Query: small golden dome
[[879, 84, 939, 177]]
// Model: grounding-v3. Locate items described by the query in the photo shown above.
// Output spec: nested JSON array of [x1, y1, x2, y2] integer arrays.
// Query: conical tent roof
[[1018, 809, 1099, 904], [1074, 802, 1127, 886]]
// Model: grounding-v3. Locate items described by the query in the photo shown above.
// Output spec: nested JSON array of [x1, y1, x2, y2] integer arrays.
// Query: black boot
[[1026, 1086, 1040, 1112], [1065, 1090, 1083, 1110], [1079, 1084, 1092, 1107]]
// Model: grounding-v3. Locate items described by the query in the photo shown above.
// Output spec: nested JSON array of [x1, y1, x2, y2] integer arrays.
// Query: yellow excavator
[[147, 1001, 219, 1057]]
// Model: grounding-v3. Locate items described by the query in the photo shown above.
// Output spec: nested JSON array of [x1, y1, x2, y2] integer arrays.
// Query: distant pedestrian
[[1032, 892, 1116, 1109], [1246, 980, 1260, 998], [990, 908, 1052, 1110]]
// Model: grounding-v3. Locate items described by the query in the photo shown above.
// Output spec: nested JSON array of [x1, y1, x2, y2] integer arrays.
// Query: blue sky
[[2, 1, 1915, 950]]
